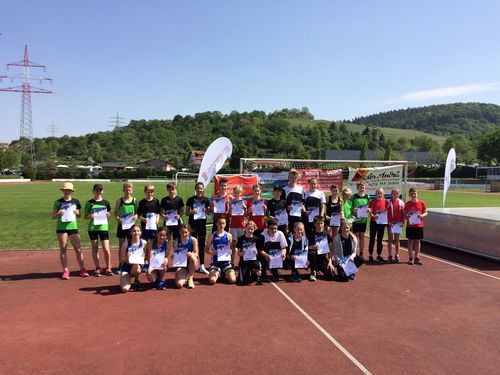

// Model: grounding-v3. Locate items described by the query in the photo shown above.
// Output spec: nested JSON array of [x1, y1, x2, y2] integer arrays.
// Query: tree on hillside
[[443, 135, 476, 163], [477, 128, 500, 164]]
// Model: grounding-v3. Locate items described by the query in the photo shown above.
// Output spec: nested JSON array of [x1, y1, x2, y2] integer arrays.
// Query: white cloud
[[398, 82, 500, 101]]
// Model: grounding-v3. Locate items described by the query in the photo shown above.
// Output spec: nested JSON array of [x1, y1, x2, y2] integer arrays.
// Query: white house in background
[[137, 159, 175, 171]]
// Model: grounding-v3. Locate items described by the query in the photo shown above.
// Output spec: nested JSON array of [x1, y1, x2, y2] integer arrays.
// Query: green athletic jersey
[[351, 193, 370, 224], [343, 199, 354, 220], [53, 197, 81, 231], [85, 199, 111, 232], [117, 197, 136, 217]]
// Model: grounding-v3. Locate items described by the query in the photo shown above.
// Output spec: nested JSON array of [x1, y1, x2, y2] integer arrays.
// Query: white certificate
[[231, 200, 244, 216], [243, 243, 257, 261], [93, 208, 108, 225], [252, 200, 265, 216], [216, 244, 231, 262], [357, 205, 368, 219], [61, 204, 76, 223], [172, 248, 188, 267], [294, 249, 308, 269], [391, 222, 402, 234], [121, 213, 135, 230], [376, 210, 388, 225], [276, 209, 289, 226], [317, 236, 330, 255], [213, 198, 226, 214], [307, 207, 320, 223], [329, 213, 341, 227], [289, 201, 302, 217], [164, 209, 178, 226], [128, 246, 145, 265], [268, 249, 283, 269], [146, 212, 157, 230], [149, 249, 165, 270], [340, 257, 358, 276], [193, 202, 206, 220], [409, 211, 421, 225]]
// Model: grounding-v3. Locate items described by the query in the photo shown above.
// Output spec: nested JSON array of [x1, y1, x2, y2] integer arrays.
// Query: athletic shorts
[[230, 227, 245, 240], [88, 231, 109, 241], [166, 224, 180, 240], [142, 229, 157, 241], [210, 261, 233, 275], [56, 229, 78, 235], [121, 263, 143, 274], [116, 224, 132, 239], [406, 227, 424, 240], [352, 222, 367, 233]]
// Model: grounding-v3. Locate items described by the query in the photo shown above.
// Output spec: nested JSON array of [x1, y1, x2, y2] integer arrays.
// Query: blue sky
[[1, 0, 499, 142]]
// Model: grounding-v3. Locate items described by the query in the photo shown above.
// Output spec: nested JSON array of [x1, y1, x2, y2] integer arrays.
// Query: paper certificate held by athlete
[[92, 207, 108, 226], [146, 212, 157, 230], [409, 211, 421, 225], [340, 256, 358, 276], [391, 222, 402, 234], [243, 243, 257, 261], [317, 236, 330, 255], [149, 248, 165, 270], [375, 210, 388, 225], [307, 207, 320, 223], [61, 204, 76, 223], [216, 244, 231, 262], [172, 247, 188, 267], [357, 205, 368, 219], [128, 245, 145, 265], [290, 201, 303, 217], [294, 249, 308, 269], [121, 213, 135, 230], [329, 213, 341, 227], [193, 202, 206, 220], [213, 198, 226, 214], [231, 200, 244, 216], [268, 249, 283, 269], [252, 200, 265, 216]]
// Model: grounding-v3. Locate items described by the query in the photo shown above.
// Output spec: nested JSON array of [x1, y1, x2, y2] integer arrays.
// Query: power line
[[109, 111, 126, 129]]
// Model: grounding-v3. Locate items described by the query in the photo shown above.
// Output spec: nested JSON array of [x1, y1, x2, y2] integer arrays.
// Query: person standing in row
[[211, 178, 231, 232], [281, 169, 305, 234], [84, 183, 112, 277], [114, 182, 138, 274], [405, 188, 427, 265], [138, 184, 160, 261], [325, 184, 343, 239], [303, 178, 326, 235], [186, 182, 210, 274], [351, 183, 370, 257], [368, 188, 389, 263], [229, 185, 247, 264], [247, 184, 267, 237], [52, 182, 89, 280], [266, 185, 288, 235], [160, 183, 184, 241], [387, 188, 405, 263]]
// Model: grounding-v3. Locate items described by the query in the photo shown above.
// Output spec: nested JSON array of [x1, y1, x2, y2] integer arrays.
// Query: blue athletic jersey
[[127, 238, 144, 254], [176, 235, 193, 253], [212, 231, 229, 263], [151, 240, 167, 255]]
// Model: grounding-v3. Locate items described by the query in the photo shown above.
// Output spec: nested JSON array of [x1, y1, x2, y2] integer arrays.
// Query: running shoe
[[199, 264, 209, 275], [309, 271, 317, 282], [187, 278, 195, 289], [61, 268, 70, 280], [376, 256, 385, 263], [132, 280, 141, 291], [394, 255, 400, 263], [290, 272, 301, 283], [348, 273, 356, 281], [414, 257, 423, 265], [408, 258, 414, 265], [80, 269, 90, 277], [93, 268, 102, 277], [105, 268, 114, 276], [368, 256, 374, 264], [388, 255, 393, 263], [256, 276, 263, 285], [157, 280, 166, 290]]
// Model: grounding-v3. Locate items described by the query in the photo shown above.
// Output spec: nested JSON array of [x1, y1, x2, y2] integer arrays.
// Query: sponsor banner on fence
[[297, 169, 343, 192], [214, 175, 258, 197], [348, 165, 403, 196]]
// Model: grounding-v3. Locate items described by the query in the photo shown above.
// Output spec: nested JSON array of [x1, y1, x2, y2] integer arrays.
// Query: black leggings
[[307, 250, 335, 280], [191, 221, 207, 265], [368, 222, 386, 256]]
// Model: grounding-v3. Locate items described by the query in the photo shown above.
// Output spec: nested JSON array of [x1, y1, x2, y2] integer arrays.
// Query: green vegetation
[[0, 182, 498, 251]]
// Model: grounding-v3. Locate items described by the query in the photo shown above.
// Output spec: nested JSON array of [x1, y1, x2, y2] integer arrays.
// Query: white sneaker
[[199, 264, 209, 275]]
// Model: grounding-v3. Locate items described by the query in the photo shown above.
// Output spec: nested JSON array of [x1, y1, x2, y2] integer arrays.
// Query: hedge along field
[[0, 181, 213, 251], [0, 182, 499, 250]]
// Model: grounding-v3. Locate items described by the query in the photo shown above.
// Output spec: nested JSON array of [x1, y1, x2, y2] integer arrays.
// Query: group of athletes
[[52, 169, 428, 292]]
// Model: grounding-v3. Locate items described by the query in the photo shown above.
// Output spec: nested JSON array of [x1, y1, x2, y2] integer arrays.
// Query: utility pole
[[0, 45, 53, 168], [109, 111, 126, 130]]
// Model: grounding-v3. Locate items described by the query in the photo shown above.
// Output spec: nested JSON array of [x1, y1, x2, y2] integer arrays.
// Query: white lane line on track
[[271, 282, 373, 375], [399, 248, 500, 281]]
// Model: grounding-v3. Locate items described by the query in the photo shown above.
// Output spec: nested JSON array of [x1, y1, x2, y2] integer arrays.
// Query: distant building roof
[[324, 149, 436, 164]]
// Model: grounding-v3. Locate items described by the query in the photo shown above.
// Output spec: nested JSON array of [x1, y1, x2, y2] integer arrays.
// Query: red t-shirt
[[404, 200, 427, 228], [387, 198, 405, 223], [368, 198, 388, 222], [248, 198, 267, 230], [229, 198, 246, 229]]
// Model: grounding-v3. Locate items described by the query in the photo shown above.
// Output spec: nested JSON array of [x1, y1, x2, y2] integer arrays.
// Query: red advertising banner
[[297, 169, 343, 192], [214, 175, 259, 197]]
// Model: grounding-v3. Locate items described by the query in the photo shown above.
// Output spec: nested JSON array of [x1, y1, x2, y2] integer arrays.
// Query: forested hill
[[349, 103, 500, 136]]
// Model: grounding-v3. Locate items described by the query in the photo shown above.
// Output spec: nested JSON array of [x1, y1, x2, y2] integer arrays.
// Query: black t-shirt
[[307, 231, 333, 247], [160, 196, 184, 226], [340, 234, 353, 258], [326, 196, 342, 216], [236, 235, 263, 253], [186, 195, 210, 225], [267, 198, 288, 217], [138, 198, 160, 231]]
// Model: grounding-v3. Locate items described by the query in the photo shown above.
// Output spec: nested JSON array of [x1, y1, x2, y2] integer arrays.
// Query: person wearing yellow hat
[[52, 182, 89, 279]]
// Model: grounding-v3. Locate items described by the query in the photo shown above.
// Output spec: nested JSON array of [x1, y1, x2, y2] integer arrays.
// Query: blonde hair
[[342, 187, 352, 195], [144, 184, 155, 192], [233, 185, 243, 193], [123, 182, 134, 191]]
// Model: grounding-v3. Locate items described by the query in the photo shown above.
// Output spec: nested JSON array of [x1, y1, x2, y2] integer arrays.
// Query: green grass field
[[0, 181, 499, 250]]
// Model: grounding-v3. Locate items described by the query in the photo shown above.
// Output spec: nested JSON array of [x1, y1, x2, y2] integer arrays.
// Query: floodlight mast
[[0, 45, 53, 168]]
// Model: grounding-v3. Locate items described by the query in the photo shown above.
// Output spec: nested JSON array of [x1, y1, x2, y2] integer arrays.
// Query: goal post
[[239, 158, 416, 200]]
